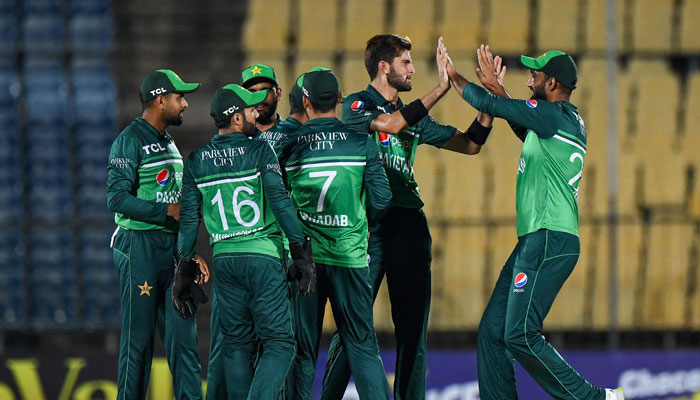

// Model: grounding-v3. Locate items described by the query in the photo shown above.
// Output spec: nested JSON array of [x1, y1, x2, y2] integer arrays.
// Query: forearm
[[107, 190, 169, 223], [262, 172, 305, 244], [177, 184, 201, 259]]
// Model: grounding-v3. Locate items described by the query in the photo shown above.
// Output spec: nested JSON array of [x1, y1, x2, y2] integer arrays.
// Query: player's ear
[[302, 96, 311, 110], [378, 60, 390, 76]]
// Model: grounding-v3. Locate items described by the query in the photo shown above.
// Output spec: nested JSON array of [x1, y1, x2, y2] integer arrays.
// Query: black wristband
[[399, 99, 429, 127], [466, 118, 492, 145]]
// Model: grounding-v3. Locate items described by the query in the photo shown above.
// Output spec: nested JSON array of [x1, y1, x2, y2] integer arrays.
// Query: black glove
[[172, 257, 208, 319], [288, 237, 316, 296]]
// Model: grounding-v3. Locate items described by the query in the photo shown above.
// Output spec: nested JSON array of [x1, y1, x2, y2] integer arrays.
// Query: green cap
[[289, 73, 305, 110], [300, 67, 340, 106], [210, 84, 268, 123], [139, 69, 200, 103], [520, 50, 578, 90], [241, 64, 278, 88]]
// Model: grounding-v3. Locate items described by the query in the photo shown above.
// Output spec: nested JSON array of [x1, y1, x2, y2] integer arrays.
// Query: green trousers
[[212, 252, 295, 400], [322, 207, 431, 400], [292, 263, 390, 400], [477, 229, 605, 400], [112, 228, 202, 400]]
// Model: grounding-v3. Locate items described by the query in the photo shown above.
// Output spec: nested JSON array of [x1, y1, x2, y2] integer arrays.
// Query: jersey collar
[[136, 117, 172, 141], [364, 84, 405, 111]]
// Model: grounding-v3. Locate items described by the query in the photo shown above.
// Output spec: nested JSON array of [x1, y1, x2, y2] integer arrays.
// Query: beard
[[166, 111, 184, 126], [388, 68, 412, 92], [530, 83, 547, 101], [256, 97, 278, 124], [241, 118, 257, 137]]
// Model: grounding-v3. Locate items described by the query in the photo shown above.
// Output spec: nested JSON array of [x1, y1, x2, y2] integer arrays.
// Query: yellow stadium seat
[[535, 0, 579, 53], [641, 223, 692, 329], [341, 0, 386, 53], [297, 0, 339, 52], [682, 72, 700, 217], [431, 226, 487, 329], [499, 67, 532, 102], [614, 67, 640, 217], [680, 0, 700, 53], [413, 146, 441, 220], [391, 0, 436, 55], [627, 60, 682, 207], [584, 0, 626, 53], [485, 0, 529, 54], [616, 222, 643, 329], [373, 277, 393, 331], [486, 225, 518, 288], [439, 0, 482, 54], [338, 57, 369, 102], [432, 56, 476, 125], [293, 55, 335, 81], [242, 54, 291, 117], [242, 0, 290, 52], [630, 0, 673, 53], [439, 147, 486, 220], [586, 223, 612, 329]]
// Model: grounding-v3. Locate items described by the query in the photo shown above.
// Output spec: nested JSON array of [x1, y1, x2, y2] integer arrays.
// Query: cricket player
[[281, 67, 392, 400], [107, 69, 206, 400], [322, 35, 491, 400], [177, 83, 315, 399], [444, 41, 625, 400], [204, 71, 309, 400]]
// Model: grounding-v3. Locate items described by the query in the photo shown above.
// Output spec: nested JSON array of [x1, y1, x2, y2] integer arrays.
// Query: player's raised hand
[[476, 44, 510, 98], [436, 37, 451, 92]]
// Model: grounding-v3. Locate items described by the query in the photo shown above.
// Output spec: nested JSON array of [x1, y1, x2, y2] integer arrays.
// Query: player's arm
[[177, 154, 202, 260], [363, 137, 392, 226], [107, 135, 176, 223]]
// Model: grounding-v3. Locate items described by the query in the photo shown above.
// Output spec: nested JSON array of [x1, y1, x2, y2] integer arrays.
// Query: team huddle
[[107, 34, 625, 400]]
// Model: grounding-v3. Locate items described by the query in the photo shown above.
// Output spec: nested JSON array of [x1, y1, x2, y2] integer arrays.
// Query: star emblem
[[138, 281, 153, 296], [251, 65, 263, 75]]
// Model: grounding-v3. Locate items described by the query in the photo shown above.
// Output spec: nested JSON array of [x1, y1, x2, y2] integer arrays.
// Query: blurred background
[[0, 0, 699, 399]]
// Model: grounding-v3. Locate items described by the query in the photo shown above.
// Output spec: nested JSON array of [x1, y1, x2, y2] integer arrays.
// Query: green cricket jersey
[[177, 132, 305, 259], [281, 117, 391, 267], [462, 83, 586, 237], [107, 118, 183, 233], [342, 85, 457, 209], [253, 114, 292, 155]]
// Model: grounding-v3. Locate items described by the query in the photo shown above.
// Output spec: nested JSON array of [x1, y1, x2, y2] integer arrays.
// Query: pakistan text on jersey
[[156, 191, 180, 203], [211, 227, 264, 242], [300, 211, 349, 227], [380, 152, 410, 174]]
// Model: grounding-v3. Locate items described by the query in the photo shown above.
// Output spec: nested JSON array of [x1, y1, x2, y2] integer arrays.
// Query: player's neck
[[288, 113, 308, 124], [370, 78, 400, 106], [141, 110, 167, 133]]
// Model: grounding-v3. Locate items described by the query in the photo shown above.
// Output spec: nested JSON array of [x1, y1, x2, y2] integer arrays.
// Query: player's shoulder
[[343, 90, 376, 111]]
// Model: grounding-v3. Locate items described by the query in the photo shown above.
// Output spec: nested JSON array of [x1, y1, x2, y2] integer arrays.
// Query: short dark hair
[[213, 113, 233, 129], [289, 105, 305, 115], [310, 99, 336, 114], [365, 34, 412, 80]]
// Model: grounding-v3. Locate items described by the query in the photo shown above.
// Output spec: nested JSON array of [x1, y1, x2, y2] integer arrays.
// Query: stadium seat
[[69, 0, 111, 15], [616, 222, 642, 329], [585, 223, 612, 329], [242, 0, 290, 53], [484, 0, 529, 54], [626, 60, 682, 208], [0, 60, 19, 115], [614, 67, 638, 216], [679, 0, 700, 53], [433, 226, 487, 329], [69, 13, 113, 54], [341, 0, 385, 53], [21, 14, 65, 54], [23, 0, 63, 14], [23, 59, 70, 125], [682, 72, 700, 217], [412, 146, 441, 220], [630, 0, 673, 53], [584, 0, 626, 53], [641, 223, 692, 329], [338, 57, 368, 106], [292, 55, 334, 85], [297, 0, 338, 53], [534, 0, 579, 53], [0, 16, 17, 55], [439, 145, 486, 220], [438, 0, 481, 54], [390, 0, 436, 55], [486, 225, 518, 285]]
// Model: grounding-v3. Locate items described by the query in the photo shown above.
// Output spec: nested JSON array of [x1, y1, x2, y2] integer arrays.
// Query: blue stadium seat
[[0, 291, 25, 328], [31, 288, 77, 328], [0, 60, 19, 115], [81, 227, 119, 328], [0, 0, 17, 14], [80, 189, 111, 220], [69, 0, 111, 15], [69, 14, 113, 54], [0, 161, 21, 224], [29, 184, 73, 221], [0, 16, 17, 55], [24, 0, 63, 14], [21, 14, 65, 54], [71, 58, 118, 127], [23, 59, 70, 125]]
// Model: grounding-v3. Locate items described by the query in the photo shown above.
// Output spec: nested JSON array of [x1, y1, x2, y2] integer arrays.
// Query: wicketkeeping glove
[[287, 237, 316, 296], [172, 257, 208, 319]]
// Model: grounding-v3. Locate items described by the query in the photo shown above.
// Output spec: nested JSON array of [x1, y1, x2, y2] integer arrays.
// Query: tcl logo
[[150, 87, 167, 96], [223, 105, 239, 116]]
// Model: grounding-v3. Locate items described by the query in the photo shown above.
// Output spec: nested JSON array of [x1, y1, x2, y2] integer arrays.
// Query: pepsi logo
[[351, 100, 364, 112], [526, 99, 538, 108], [156, 169, 170, 186], [378, 132, 391, 147], [514, 272, 528, 288]]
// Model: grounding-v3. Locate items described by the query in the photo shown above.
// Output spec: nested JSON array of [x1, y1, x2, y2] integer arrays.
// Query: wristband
[[399, 99, 429, 127], [466, 118, 492, 145]]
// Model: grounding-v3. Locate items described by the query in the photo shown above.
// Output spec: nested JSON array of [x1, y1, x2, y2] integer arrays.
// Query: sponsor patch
[[526, 99, 538, 108], [514, 272, 528, 288], [351, 100, 364, 112], [378, 132, 391, 147], [156, 169, 170, 186]]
